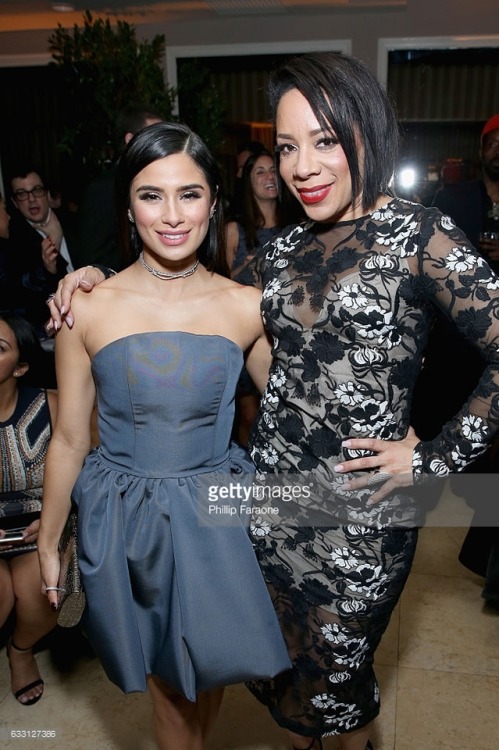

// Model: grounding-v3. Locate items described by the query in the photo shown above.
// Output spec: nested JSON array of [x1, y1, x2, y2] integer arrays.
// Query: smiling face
[[275, 88, 364, 223], [250, 154, 278, 202], [129, 152, 215, 271], [0, 196, 10, 239]]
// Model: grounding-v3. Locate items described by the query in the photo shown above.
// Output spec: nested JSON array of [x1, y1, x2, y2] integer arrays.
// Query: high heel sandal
[[292, 739, 323, 750], [7, 640, 44, 706]]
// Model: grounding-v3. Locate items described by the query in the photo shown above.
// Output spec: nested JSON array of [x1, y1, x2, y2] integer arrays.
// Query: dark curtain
[[0, 65, 83, 205]]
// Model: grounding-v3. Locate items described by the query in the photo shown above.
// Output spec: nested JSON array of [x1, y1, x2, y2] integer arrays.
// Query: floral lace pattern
[[240, 198, 499, 736]]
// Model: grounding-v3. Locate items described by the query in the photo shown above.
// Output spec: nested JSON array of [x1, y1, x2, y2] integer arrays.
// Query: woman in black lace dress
[[234, 53, 499, 750], [46, 53, 499, 750]]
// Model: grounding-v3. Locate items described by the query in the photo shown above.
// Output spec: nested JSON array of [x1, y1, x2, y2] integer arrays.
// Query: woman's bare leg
[[286, 729, 320, 749], [338, 721, 374, 750], [8, 551, 58, 703], [148, 675, 223, 750], [197, 686, 224, 737], [286, 720, 374, 749], [0, 560, 15, 627]]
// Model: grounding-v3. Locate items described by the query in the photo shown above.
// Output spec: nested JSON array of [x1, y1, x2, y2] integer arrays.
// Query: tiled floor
[[1, 488, 498, 750]]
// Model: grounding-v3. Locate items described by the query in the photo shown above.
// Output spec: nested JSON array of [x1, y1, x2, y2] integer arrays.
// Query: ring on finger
[[45, 293, 56, 305], [367, 471, 392, 486]]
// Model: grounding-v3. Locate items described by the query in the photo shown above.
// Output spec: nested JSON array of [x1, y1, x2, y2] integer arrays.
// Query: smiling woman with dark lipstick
[[235, 52, 499, 750]]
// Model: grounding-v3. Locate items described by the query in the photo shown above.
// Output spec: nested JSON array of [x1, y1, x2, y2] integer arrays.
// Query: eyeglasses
[[14, 185, 46, 201]]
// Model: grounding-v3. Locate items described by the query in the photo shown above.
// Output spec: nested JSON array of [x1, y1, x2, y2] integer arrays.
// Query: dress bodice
[[91, 332, 243, 475], [237, 199, 499, 479]]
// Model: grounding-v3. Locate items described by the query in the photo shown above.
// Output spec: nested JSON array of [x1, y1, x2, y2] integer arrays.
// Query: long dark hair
[[268, 51, 400, 210], [116, 121, 228, 276], [239, 150, 285, 254]]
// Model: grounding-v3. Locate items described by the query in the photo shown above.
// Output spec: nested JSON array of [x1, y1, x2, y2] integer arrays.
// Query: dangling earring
[[209, 205, 216, 219], [127, 209, 135, 223]]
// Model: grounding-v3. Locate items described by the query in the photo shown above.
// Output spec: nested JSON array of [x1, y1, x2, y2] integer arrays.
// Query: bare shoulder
[[214, 275, 261, 307], [70, 275, 121, 310], [226, 221, 239, 238], [64, 281, 119, 336]]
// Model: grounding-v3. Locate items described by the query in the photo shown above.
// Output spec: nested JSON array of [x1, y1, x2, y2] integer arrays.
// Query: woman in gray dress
[[37, 122, 290, 750]]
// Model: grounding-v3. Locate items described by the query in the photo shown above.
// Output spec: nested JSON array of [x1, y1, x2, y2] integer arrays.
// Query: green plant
[[177, 59, 226, 154], [49, 10, 177, 177]]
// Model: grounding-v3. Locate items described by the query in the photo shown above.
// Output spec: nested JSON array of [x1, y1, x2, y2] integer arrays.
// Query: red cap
[[481, 114, 499, 142]]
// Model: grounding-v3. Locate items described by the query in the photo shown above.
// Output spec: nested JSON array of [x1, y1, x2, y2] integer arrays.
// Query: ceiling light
[[51, 2, 76, 11]]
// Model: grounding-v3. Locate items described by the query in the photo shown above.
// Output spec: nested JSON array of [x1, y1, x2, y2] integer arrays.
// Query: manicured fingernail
[[54, 321, 59, 331], [334, 464, 344, 473], [341, 440, 351, 447], [66, 315, 74, 328], [80, 279, 91, 288], [51, 603, 58, 612], [60, 305, 65, 314]]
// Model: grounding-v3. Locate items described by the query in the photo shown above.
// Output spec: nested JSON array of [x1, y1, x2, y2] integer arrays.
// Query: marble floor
[[1, 492, 498, 750]]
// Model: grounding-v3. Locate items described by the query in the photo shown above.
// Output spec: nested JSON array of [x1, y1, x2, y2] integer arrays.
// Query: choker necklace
[[138, 251, 199, 280]]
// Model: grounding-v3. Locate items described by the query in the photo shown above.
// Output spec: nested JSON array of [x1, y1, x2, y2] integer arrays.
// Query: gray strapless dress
[[71, 332, 291, 698]]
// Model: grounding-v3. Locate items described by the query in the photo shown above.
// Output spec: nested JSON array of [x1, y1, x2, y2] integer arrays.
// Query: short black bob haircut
[[268, 51, 400, 211], [115, 121, 228, 276]]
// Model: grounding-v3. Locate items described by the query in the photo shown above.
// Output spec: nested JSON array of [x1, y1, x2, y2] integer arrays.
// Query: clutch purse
[[56, 511, 86, 628], [0, 507, 40, 558]]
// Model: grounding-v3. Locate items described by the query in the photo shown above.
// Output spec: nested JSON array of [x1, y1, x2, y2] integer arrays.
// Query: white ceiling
[[0, 0, 405, 33]]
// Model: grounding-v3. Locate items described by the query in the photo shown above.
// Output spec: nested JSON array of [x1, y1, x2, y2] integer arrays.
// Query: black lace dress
[[237, 198, 499, 738]]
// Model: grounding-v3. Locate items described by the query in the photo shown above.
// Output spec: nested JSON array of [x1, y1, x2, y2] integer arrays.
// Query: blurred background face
[[481, 128, 499, 182], [0, 196, 10, 239], [11, 172, 50, 224], [250, 155, 278, 201]]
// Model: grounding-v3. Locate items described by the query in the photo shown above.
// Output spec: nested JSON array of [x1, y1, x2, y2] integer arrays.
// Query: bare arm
[[225, 221, 240, 273], [38, 298, 96, 609], [245, 328, 273, 395], [45, 266, 106, 331], [46, 389, 58, 425]]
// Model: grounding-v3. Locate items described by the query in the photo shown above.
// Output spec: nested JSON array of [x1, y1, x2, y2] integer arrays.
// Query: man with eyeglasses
[[7, 166, 75, 358]]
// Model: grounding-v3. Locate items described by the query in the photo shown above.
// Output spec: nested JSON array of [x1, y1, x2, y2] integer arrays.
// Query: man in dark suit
[[432, 113, 499, 269], [8, 165, 76, 340]]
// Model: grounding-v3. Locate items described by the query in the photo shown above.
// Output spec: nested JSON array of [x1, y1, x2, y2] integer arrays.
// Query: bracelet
[[90, 264, 117, 279]]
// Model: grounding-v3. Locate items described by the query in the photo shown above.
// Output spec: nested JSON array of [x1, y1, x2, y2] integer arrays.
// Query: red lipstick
[[297, 184, 332, 205]]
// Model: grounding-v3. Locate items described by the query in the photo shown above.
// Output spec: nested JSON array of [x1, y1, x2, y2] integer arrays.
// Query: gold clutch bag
[[57, 511, 86, 628]]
